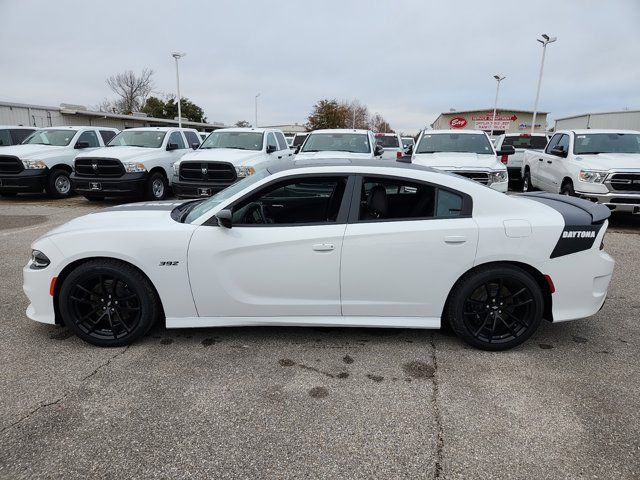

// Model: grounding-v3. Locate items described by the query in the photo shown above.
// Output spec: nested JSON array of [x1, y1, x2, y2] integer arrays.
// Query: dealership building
[[554, 110, 640, 131], [0, 100, 227, 132], [431, 108, 548, 135]]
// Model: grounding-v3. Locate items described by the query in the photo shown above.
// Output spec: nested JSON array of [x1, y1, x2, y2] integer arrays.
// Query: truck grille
[[75, 158, 124, 177], [179, 162, 236, 182], [454, 171, 489, 185], [0, 155, 24, 174], [608, 173, 640, 192]]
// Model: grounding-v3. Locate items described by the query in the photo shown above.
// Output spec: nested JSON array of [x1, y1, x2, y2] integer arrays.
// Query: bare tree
[[106, 69, 154, 114]]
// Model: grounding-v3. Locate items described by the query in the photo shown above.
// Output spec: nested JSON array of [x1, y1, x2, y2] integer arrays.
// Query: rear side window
[[358, 177, 465, 221], [275, 132, 288, 150], [168, 131, 186, 149], [10, 129, 34, 144], [77, 130, 100, 147], [0, 130, 10, 146], [184, 130, 200, 147], [502, 135, 548, 149], [375, 135, 400, 148]]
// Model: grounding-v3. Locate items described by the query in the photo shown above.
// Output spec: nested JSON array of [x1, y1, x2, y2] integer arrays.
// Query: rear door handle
[[547, 160, 552, 164], [538, 158, 543, 162], [312, 243, 335, 252], [444, 235, 467, 244]]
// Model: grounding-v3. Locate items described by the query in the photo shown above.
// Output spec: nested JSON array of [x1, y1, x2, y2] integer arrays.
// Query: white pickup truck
[[295, 129, 384, 161], [172, 127, 293, 198], [0, 126, 119, 198], [71, 127, 200, 201], [493, 133, 549, 186], [409, 129, 513, 192], [522, 129, 640, 213]]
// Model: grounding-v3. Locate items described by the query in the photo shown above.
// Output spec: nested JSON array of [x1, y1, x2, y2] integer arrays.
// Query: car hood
[[295, 151, 372, 160], [76, 146, 163, 163], [0, 144, 68, 160], [412, 152, 502, 170], [178, 148, 265, 166], [575, 153, 640, 170]]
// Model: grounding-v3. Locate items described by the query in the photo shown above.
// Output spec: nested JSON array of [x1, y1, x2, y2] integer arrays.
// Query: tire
[[84, 195, 105, 202], [446, 265, 544, 351], [522, 170, 534, 192], [145, 171, 167, 201], [46, 169, 72, 199], [560, 181, 576, 196], [58, 259, 160, 347], [0, 192, 18, 197]]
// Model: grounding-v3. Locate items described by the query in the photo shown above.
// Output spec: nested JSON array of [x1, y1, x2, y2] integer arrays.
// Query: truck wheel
[[46, 169, 72, 199], [522, 171, 534, 192], [561, 182, 576, 196], [145, 172, 167, 201]]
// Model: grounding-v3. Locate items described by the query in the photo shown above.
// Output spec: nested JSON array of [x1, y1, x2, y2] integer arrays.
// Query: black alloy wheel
[[59, 259, 159, 346], [447, 265, 543, 350]]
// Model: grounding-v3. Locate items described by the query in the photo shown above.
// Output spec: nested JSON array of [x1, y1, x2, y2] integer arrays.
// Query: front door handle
[[444, 235, 467, 244], [547, 160, 552, 164], [312, 243, 335, 252], [538, 158, 543, 162]]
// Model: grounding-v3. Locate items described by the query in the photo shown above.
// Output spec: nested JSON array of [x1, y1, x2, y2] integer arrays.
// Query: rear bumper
[[0, 169, 48, 193], [172, 176, 235, 198], [576, 190, 640, 214], [71, 172, 147, 197]]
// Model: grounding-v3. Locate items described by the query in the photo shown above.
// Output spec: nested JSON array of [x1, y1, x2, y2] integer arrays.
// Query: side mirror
[[75, 141, 90, 149], [550, 146, 567, 158], [405, 145, 414, 156], [216, 209, 233, 229], [496, 145, 515, 156], [294, 146, 301, 154], [266, 144, 277, 154], [191, 142, 200, 150], [374, 144, 384, 157], [166, 143, 179, 151]]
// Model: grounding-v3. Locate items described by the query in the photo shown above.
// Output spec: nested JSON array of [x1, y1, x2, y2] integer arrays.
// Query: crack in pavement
[[430, 332, 444, 479], [0, 345, 130, 435]]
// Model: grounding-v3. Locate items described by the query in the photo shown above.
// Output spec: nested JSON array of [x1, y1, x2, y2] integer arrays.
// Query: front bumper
[[172, 175, 236, 198], [71, 172, 147, 197], [576, 190, 640, 214], [0, 169, 48, 193], [23, 237, 63, 325]]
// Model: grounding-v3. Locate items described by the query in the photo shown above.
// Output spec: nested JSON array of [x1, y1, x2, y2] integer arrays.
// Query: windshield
[[292, 134, 308, 147], [184, 169, 271, 223], [502, 135, 548, 150], [375, 135, 400, 148], [23, 129, 76, 146], [200, 131, 263, 151], [416, 133, 493, 155], [302, 133, 370, 153], [109, 130, 166, 148], [574, 133, 640, 154], [402, 138, 415, 147]]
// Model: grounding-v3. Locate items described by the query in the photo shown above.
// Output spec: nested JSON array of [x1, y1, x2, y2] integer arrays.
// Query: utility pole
[[531, 34, 557, 134]]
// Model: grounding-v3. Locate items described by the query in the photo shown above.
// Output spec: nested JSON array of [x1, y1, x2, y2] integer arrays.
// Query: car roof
[[311, 129, 371, 134], [266, 158, 438, 175], [563, 129, 640, 135], [215, 127, 273, 133], [503, 132, 548, 137], [123, 127, 195, 132], [422, 129, 487, 135]]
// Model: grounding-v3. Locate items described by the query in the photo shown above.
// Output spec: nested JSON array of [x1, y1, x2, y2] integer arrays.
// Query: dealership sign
[[475, 120, 511, 130], [449, 117, 467, 129]]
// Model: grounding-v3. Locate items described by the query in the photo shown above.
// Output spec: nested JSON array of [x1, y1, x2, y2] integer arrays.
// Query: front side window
[[168, 131, 186, 149], [231, 176, 349, 225], [301, 133, 371, 154], [267, 133, 278, 151], [555, 134, 570, 154], [416, 133, 493, 155], [200, 131, 263, 151], [573, 133, 640, 154], [109, 130, 166, 148], [77, 130, 100, 148], [545, 134, 561, 154], [23, 129, 77, 146], [359, 177, 464, 221]]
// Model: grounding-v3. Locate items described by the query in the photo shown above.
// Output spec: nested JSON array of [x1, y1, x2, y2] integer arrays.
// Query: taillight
[[500, 155, 508, 164], [396, 151, 403, 159]]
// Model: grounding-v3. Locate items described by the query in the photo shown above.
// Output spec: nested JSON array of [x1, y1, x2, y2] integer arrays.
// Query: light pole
[[490, 74, 506, 136], [531, 34, 556, 134], [254, 93, 260, 127], [171, 52, 186, 128]]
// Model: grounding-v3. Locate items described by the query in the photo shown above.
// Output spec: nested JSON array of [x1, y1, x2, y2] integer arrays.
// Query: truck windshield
[[108, 131, 166, 148], [502, 135, 548, 150], [302, 133, 370, 153], [23, 130, 76, 147], [184, 168, 271, 223], [375, 135, 400, 148], [574, 133, 640, 154], [416, 133, 493, 155], [200, 132, 263, 151]]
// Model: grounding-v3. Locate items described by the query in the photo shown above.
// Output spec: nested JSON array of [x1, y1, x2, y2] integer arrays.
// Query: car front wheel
[[446, 265, 544, 351], [46, 169, 72, 199], [58, 259, 160, 347], [146, 172, 167, 201]]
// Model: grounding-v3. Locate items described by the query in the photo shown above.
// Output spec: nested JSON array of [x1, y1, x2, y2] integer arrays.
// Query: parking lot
[[1, 194, 639, 479]]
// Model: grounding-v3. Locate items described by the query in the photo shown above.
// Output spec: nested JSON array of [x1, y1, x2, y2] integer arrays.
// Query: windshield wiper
[[416, 150, 436, 154], [302, 149, 319, 152]]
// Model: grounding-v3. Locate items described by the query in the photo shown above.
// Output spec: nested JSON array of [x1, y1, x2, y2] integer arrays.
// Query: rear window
[[502, 135, 547, 149], [375, 135, 400, 148]]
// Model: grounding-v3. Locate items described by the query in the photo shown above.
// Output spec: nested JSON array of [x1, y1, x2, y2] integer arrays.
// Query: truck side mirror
[[166, 143, 179, 151], [374, 144, 384, 157], [75, 141, 90, 149], [215, 209, 233, 228], [405, 145, 414, 156], [191, 142, 200, 150], [266, 145, 277, 154], [550, 146, 567, 158]]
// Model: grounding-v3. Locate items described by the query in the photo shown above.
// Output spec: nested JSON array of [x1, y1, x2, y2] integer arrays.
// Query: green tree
[[306, 99, 350, 130], [141, 96, 166, 118], [164, 97, 207, 123]]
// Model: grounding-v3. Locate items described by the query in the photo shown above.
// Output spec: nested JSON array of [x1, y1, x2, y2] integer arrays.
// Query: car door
[[340, 175, 478, 318], [187, 174, 354, 317], [166, 131, 189, 183], [275, 131, 294, 159], [73, 130, 102, 159], [544, 134, 571, 193], [533, 133, 560, 189]]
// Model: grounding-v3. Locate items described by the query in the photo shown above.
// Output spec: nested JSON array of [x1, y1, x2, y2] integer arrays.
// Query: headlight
[[123, 162, 147, 173], [235, 166, 255, 178], [22, 160, 47, 170], [30, 250, 50, 269], [172, 163, 179, 175], [489, 171, 508, 184], [579, 170, 608, 183]]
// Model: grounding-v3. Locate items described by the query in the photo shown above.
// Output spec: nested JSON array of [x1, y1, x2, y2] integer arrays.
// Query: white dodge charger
[[24, 159, 614, 350]]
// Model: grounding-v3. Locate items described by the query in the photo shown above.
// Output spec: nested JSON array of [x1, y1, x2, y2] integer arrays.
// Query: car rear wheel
[[561, 182, 576, 196], [446, 265, 544, 351], [522, 171, 534, 192], [145, 172, 167, 201], [46, 169, 73, 199], [59, 259, 160, 347]]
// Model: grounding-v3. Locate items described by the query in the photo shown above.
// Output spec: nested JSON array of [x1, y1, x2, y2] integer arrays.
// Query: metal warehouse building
[[554, 110, 640, 131], [0, 100, 227, 131], [431, 108, 548, 135]]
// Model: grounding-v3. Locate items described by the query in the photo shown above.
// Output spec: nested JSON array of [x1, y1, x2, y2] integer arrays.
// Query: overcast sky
[[1, 0, 639, 133]]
